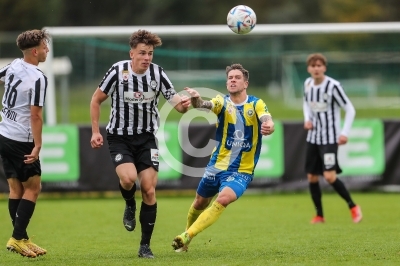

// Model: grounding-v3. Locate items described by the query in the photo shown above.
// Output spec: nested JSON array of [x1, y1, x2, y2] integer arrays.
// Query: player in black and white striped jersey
[[0, 29, 49, 257], [303, 53, 362, 224], [90, 29, 191, 258]]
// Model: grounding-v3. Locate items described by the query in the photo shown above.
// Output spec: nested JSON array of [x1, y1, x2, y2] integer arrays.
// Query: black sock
[[139, 202, 157, 246], [8, 199, 21, 227], [309, 182, 323, 217], [119, 183, 136, 208], [330, 178, 356, 208], [8, 199, 28, 239], [12, 199, 35, 240]]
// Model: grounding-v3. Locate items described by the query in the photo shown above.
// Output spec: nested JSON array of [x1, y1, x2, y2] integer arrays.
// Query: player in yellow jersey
[[172, 63, 275, 252]]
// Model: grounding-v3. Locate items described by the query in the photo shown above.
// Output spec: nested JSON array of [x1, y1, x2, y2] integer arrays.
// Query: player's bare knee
[[24, 186, 41, 200], [307, 174, 319, 183], [215, 195, 235, 207], [8, 182, 24, 198], [323, 175, 336, 184], [141, 187, 156, 201], [193, 197, 210, 210], [322, 170, 336, 183], [119, 176, 136, 189]]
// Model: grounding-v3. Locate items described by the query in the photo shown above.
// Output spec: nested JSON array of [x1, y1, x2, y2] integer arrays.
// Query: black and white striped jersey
[[99, 61, 177, 135], [0, 59, 47, 142], [303, 75, 355, 145]]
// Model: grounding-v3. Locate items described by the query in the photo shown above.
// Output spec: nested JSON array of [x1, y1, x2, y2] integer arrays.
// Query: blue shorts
[[196, 167, 253, 199]]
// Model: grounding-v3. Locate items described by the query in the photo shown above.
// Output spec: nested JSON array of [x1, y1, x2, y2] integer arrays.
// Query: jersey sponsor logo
[[123, 91, 155, 104], [1, 107, 17, 122], [233, 130, 245, 140], [310, 101, 328, 112], [226, 130, 251, 148], [115, 154, 123, 162], [150, 80, 158, 89], [324, 153, 335, 168], [150, 149, 159, 163]]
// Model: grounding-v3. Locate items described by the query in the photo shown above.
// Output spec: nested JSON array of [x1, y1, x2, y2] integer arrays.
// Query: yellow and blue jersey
[[207, 94, 270, 175]]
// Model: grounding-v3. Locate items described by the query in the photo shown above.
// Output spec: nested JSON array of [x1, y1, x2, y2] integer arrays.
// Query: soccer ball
[[227, 5, 257, 35]]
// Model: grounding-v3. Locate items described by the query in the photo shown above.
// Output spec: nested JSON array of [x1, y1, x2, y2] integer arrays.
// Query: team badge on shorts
[[324, 153, 335, 169], [150, 149, 159, 165], [115, 154, 123, 162], [226, 176, 235, 182]]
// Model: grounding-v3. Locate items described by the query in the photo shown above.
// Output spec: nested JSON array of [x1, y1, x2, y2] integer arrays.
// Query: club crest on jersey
[[150, 80, 158, 89], [323, 93, 328, 100], [122, 70, 129, 84], [247, 109, 254, 117]]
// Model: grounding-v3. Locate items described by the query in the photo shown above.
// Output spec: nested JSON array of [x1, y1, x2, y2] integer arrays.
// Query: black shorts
[[0, 134, 42, 182], [106, 133, 159, 173], [305, 142, 342, 175]]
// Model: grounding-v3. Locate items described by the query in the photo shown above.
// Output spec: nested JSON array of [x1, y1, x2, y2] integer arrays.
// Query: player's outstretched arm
[[170, 93, 191, 113], [184, 87, 212, 110]]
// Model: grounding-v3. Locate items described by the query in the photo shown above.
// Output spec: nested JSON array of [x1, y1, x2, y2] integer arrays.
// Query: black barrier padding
[[382, 121, 400, 185], [180, 123, 216, 189]]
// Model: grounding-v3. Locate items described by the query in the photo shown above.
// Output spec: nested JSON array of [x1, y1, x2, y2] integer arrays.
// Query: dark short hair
[[306, 53, 327, 66], [226, 63, 249, 81], [16, 29, 50, 51], [129, 30, 162, 49]]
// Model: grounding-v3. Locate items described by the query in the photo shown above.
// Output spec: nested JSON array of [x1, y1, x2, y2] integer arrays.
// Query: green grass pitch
[[0, 193, 399, 265]]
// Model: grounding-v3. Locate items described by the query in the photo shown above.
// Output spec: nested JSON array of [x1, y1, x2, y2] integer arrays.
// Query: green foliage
[[0, 0, 64, 31], [1, 0, 400, 31], [0, 193, 399, 265]]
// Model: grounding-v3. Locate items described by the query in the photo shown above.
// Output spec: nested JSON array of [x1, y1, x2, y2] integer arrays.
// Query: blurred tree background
[[0, 0, 399, 31]]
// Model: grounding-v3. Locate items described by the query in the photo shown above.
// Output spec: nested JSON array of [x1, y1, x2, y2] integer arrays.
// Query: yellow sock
[[187, 201, 225, 237], [186, 204, 204, 230]]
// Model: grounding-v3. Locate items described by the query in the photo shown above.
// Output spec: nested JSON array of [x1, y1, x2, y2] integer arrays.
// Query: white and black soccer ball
[[227, 5, 257, 35]]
